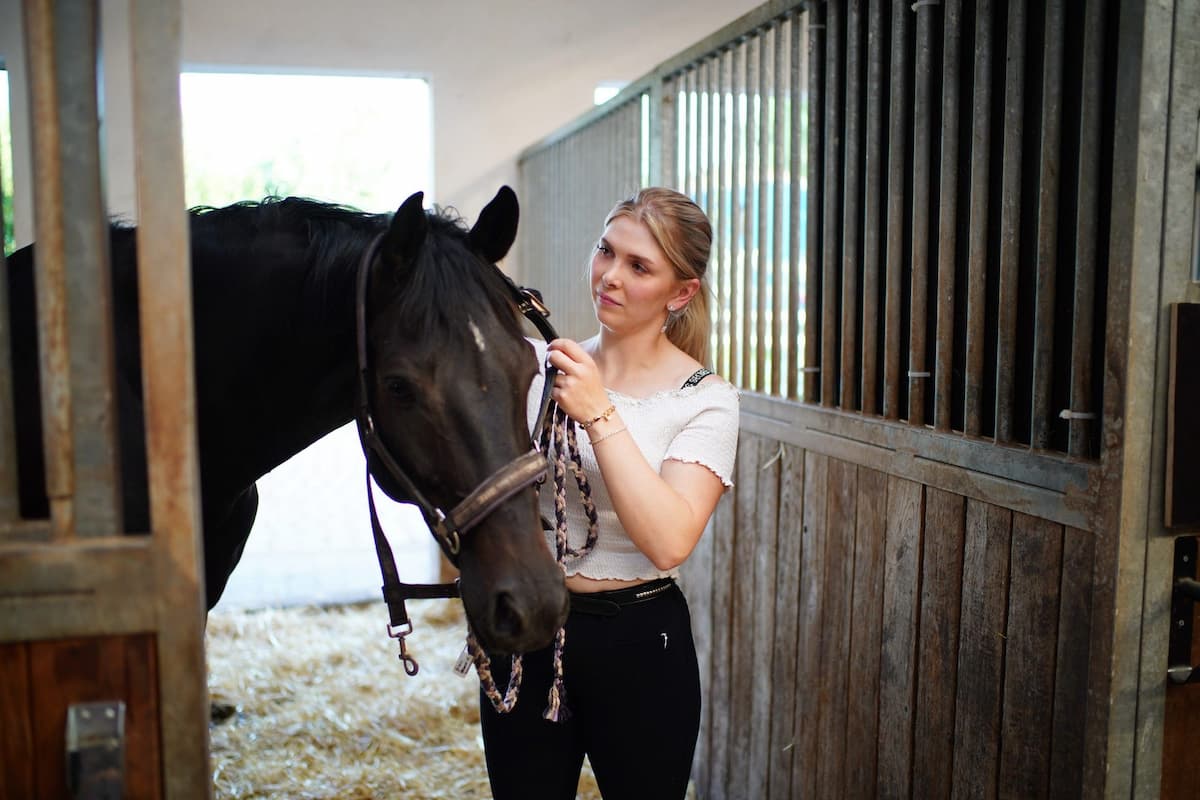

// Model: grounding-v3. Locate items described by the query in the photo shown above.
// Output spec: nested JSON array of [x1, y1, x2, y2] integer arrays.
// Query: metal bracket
[[1168, 537, 1200, 685], [66, 700, 126, 799]]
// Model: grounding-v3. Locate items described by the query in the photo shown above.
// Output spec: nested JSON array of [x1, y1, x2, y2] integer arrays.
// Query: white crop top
[[526, 339, 740, 582]]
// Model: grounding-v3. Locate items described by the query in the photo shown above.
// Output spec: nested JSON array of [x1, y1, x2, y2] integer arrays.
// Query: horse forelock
[[377, 212, 524, 347]]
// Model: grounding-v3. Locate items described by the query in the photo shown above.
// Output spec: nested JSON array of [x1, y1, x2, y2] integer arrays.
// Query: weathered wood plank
[[729, 433, 763, 796], [793, 450, 829, 798], [768, 446, 805, 798], [998, 514, 1063, 799], [29, 635, 161, 799], [878, 474, 921, 800], [951, 499, 1013, 800], [912, 488, 966, 799], [816, 458, 857, 797], [845, 466, 887, 800], [1048, 526, 1094, 800], [123, 633, 163, 800], [738, 393, 1096, 531], [877, 476, 923, 799], [705, 451, 738, 798], [749, 436, 781, 799], [0, 642, 34, 800]]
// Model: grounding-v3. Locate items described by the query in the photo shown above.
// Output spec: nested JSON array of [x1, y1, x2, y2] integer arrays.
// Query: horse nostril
[[492, 591, 526, 642]]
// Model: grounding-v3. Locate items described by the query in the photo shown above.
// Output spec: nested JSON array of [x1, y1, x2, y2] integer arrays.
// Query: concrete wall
[[1, 0, 761, 247]]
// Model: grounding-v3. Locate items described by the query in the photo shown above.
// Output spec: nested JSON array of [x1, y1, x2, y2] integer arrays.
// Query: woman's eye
[[596, 244, 611, 256], [632, 262, 647, 274]]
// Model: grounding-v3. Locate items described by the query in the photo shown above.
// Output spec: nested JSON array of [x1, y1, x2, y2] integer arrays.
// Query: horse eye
[[384, 377, 415, 403]]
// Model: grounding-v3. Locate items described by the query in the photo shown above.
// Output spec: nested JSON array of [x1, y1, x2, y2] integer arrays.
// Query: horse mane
[[185, 196, 522, 340]]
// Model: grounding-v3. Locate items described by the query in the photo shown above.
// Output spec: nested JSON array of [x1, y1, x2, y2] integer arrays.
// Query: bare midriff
[[564, 574, 658, 593]]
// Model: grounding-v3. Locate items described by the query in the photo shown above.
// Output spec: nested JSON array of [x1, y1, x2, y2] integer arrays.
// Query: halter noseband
[[353, 230, 560, 673]]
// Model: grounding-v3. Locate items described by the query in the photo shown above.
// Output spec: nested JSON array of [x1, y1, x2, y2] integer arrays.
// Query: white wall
[[1, 0, 761, 243]]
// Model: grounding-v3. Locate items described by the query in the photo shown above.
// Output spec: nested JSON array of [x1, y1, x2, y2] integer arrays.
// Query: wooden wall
[[684, 430, 1096, 800], [0, 635, 162, 800]]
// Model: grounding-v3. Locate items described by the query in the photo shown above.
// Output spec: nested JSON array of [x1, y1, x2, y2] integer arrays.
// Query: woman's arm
[[546, 339, 731, 570]]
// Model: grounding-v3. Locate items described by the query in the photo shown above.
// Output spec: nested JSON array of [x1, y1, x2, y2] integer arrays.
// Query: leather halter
[[353, 230, 559, 673]]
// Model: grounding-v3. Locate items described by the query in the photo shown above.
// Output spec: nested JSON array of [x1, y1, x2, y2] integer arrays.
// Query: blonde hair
[[602, 188, 713, 365]]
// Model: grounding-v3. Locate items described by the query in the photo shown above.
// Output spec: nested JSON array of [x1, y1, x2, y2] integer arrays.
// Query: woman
[[479, 188, 740, 800]]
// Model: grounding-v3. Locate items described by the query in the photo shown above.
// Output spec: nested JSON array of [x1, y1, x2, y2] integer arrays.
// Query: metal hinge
[[1168, 537, 1200, 685], [66, 700, 126, 799]]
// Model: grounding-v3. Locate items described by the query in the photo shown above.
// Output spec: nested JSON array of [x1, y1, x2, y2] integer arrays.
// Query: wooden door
[[0, 1, 209, 797]]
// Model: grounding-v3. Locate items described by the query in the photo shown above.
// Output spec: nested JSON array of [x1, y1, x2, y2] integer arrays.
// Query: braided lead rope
[[560, 412, 599, 558], [466, 628, 524, 713], [467, 401, 597, 722]]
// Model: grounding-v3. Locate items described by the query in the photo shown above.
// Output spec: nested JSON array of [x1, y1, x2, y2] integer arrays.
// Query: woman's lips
[[597, 292, 621, 307]]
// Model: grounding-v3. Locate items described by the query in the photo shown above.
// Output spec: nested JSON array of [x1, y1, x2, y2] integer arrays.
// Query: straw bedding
[[206, 600, 604, 799]]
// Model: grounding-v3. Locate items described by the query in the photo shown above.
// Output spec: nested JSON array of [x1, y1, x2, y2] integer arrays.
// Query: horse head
[[360, 186, 567, 654]]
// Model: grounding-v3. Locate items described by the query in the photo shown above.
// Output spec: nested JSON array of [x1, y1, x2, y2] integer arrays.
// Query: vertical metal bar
[[731, 41, 746, 388], [0, 121, 17, 522], [24, 0, 124, 538], [821, 0, 843, 407], [883, 0, 910, 420], [662, 75, 678, 193], [805, 4, 825, 403], [841, 0, 864, 410], [128, 0, 211, 794], [757, 29, 772, 394], [789, 12, 805, 401], [1068, 0, 1105, 458], [964, 0, 993, 437], [772, 22, 787, 397], [935, 0, 963, 431], [995, 0, 1027, 443], [699, 66, 709, 209], [1031, 0, 1065, 450], [908, 0, 934, 426], [706, 56, 721, 372], [687, 67, 699, 199], [745, 36, 762, 392], [861, 0, 885, 416], [648, 77, 666, 187], [720, 52, 735, 380]]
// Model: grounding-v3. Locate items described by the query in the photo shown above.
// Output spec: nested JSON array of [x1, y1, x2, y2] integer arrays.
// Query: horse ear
[[382, 191, 428, 272], [468, 186, 519, 264]]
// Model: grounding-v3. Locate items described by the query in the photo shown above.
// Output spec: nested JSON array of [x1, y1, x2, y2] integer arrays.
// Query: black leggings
[[479, 581, 701, 800]]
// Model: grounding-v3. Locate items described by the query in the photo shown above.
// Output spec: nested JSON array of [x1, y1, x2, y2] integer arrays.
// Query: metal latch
[[66, 700, 126, 799], [1168, 537, 1200, 685]]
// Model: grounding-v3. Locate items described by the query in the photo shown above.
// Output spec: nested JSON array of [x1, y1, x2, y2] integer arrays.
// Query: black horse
[[7, 186, 568, 654]]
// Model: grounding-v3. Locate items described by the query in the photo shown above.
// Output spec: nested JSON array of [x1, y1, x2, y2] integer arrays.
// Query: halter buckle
[[432, 510, 461, 556], [518, 287, 551, 320]]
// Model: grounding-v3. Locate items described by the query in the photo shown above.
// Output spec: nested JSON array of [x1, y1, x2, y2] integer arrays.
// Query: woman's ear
[[671, 278, 701, 309]]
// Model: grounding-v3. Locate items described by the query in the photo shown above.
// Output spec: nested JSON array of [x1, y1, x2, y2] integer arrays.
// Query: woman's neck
[[590, 326, 688, 395]]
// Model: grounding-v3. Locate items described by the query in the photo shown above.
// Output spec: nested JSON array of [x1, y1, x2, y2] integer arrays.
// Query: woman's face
[[590, 215, 694, 333]]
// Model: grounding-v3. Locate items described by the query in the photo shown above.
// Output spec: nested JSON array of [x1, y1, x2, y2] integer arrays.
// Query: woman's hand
[[545, 338, 611, 426]]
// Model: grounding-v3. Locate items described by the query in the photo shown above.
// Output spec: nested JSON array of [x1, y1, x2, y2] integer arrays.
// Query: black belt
[[569, 578, 677, 617]]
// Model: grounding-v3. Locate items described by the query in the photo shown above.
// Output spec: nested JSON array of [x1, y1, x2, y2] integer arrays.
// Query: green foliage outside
[[181, 72, 432, 214], [2, 72, 13, 255]]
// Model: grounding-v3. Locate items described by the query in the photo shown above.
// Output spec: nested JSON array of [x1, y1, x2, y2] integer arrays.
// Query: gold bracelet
[[588, 425, 627, 445], [579, 404, 615, 430]]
